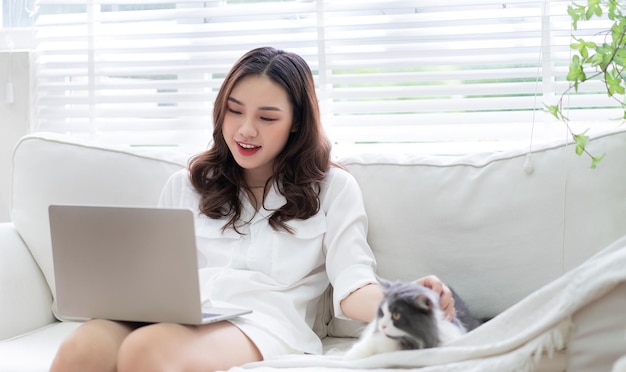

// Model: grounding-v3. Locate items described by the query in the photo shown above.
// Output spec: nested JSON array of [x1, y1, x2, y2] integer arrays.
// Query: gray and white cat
[[344, 279, 481, 359]]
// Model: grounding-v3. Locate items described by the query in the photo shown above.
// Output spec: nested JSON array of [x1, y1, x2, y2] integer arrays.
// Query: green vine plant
[[545, 0, 626, 168]]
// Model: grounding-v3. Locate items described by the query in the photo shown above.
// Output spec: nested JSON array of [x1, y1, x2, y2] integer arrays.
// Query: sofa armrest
[[0, 223, 56, 340]]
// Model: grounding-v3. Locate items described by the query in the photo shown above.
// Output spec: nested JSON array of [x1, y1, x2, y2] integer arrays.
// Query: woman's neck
[[243, 166, 273, 190], [246, 186, 267, 211]]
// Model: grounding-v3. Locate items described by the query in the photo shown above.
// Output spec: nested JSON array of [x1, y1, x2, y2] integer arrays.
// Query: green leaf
[[608, 1, 617, 20], [590, 52, 605, 67], [586, 0, 601, 19], [581, 45, 589, 58], [573, 133, 590, 156], [614, 47, 626, 66], [567, 55, 587, 88], [574, 39, 597, 61], [590, 154, 605, 169], [545, 104, 561, 119], [594, 43, 614, 69], [606, 68, 625, 95], [594, 4, 602, 17], [585, 0, 602, 20], [568, 5, 582, 29], [575, 145, 584, 156]]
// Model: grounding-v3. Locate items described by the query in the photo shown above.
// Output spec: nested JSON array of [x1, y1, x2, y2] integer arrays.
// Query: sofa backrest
[[341, 127, 626, 321], [11, 134, 187, 311]]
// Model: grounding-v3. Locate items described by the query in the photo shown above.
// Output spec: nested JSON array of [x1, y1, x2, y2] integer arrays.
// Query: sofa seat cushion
[[0, 321, 81, 371]]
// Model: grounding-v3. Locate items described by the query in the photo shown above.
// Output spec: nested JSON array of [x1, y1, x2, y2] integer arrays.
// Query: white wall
[[0, 51, 31, 222]]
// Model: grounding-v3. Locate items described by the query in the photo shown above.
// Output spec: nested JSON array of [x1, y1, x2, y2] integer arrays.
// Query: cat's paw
[[343, 343, 374, 360], [343, 350, 368, 360]]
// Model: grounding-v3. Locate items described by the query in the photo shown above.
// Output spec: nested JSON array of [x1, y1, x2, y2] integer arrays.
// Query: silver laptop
[[49, 204, 251, 325]]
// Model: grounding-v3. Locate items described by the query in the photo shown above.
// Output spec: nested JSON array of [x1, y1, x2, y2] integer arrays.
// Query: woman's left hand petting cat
[[344, 278, 481, 360], [415, 275, 455, 320]]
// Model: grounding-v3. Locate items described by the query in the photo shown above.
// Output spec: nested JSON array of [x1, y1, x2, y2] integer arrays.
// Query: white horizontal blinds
[[323, 0, 619, 145], [33, 0, 319, 148], [32, 0, 620, 149], [323, 0, 549, 144]]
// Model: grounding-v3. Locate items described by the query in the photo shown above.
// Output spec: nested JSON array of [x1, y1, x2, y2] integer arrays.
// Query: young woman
[[50, 47, 455, 372]]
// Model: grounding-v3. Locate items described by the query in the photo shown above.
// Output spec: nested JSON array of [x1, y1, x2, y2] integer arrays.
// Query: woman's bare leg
[[117, 321, 262, 372], [50, 319, 137, 372]]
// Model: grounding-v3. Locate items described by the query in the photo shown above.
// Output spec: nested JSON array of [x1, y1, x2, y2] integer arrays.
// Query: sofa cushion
[[10, 134, 187, 312], [0, 223, 55, 340], [0, 321, 81, 371]]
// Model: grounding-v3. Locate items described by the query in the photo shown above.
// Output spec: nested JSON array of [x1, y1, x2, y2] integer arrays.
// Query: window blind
[[34, 0, 321, 150], [323, 0, 620, 147], [33, 0, 620, 152]]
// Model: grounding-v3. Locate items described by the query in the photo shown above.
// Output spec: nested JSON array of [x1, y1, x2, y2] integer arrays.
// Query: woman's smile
[[237, 141, 261, 156]]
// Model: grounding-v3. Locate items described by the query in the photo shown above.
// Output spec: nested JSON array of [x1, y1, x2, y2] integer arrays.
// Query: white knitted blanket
[[227, 235, 626, 372]]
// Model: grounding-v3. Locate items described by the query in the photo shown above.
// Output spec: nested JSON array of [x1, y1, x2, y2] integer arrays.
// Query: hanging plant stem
[[545, 0, 626, 168]]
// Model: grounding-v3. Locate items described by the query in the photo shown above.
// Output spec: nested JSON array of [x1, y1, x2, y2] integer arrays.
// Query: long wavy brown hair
[[188, 47, 332, 233]]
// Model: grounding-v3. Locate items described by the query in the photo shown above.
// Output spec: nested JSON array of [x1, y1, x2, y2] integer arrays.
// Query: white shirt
[[158, 166, 377, 354]]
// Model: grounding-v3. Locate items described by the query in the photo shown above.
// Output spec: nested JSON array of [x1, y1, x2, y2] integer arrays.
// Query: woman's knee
[[117, 323, 185, 372], [50, 319, 132, 372], [117, 322, 261, 372], [50, 333, 94, 372]]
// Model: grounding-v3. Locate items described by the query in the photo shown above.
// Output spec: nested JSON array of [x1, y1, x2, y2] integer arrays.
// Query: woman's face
[[222, 74, 294, 186]]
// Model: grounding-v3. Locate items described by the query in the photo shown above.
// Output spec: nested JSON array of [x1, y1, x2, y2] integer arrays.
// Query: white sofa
[[1, 130, 626, 371]]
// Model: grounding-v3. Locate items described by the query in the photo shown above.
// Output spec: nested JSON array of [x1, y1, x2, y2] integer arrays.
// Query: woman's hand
[[416, 275, 456, 320]]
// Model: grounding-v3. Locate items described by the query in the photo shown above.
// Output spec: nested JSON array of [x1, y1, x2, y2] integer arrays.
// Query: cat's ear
[[415, 294, 433, 312], [376, 275, 392, 289]]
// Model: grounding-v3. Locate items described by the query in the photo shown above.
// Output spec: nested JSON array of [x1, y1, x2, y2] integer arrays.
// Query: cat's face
[[375, 280, 442, 349], [376, 301, 417, 338]]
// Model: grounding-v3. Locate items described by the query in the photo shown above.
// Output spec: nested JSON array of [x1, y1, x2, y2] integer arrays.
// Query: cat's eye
[[391, 312, 401, 321]]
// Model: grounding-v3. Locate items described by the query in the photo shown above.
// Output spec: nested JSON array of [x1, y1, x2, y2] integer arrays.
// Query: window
[[2, 0, 33, 28], [9, 1, 624, 153], [1, 0, 35, 49]]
